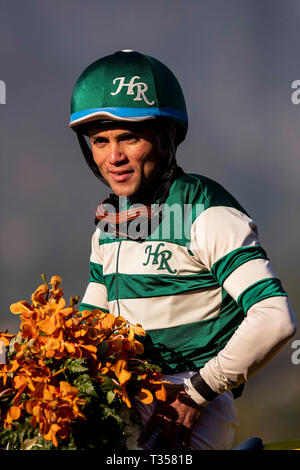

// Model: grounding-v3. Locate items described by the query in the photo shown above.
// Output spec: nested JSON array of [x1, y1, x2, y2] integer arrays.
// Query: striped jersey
[[79, 173, 287, 374]]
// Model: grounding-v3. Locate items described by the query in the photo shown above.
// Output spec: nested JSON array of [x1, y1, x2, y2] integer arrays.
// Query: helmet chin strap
[[75, 131, 109, 186], [94, 193, 157, 241]]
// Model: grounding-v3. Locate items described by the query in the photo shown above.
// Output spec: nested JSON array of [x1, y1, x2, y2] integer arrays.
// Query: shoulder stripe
[[237, 278, 287, 313], [223, 258, 277, 301], [211, 246, 268, 286]]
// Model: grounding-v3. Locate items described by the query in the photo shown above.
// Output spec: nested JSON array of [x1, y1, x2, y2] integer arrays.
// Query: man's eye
[[94, 138, 106, 145], [123, 135, 138, 142]]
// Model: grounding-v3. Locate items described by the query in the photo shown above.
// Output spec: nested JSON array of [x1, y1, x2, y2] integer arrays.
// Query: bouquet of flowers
[[0, 275, 167, 450]]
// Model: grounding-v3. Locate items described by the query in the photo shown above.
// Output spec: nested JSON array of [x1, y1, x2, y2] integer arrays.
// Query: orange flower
[[38, 310, 63, 336], [43, 423, 61, 447], [154, 384, 167, 401], [128, 324, 146, 341], [117, 385, 132, 408], [31, 284, 49, 307], [49, 276, 63, 305], [10, 301, 34, 316], [110, 352, 131, 386], [4, 405, 21, 428], [107, 333, 144, 356], [137, 387, 153, 404], [20, 319, 37, 339], [1, 274, 169, 448], [0, 332, 15, 346], [4, 359, 20, 375], [99, 313, 116, 331], [23, 380, 86, 447]]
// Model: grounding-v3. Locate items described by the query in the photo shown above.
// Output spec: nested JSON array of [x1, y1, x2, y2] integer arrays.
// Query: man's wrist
[[183, 372, 219, 406]]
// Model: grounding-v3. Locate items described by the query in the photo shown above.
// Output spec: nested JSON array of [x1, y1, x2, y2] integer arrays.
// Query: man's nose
[[107, 142, 127, 165]]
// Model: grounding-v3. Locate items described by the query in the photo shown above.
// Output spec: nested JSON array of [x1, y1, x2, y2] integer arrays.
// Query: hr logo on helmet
[[110, 76, 155, 106]]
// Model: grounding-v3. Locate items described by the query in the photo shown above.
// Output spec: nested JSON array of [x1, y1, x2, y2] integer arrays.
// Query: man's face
[[88, 123, 163, 197]]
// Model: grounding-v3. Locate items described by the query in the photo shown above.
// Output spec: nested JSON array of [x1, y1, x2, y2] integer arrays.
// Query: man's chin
[[110, 184, 138, 198]]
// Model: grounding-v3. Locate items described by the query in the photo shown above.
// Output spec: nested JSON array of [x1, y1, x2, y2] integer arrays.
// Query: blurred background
[[0, 0, 299, 447]]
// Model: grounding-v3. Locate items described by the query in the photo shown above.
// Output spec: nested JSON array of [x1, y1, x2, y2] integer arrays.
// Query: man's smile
[[110, 170, 134, 182]]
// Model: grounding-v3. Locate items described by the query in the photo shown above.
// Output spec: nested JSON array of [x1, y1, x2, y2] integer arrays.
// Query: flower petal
[[154, 384, 167, 402], [131, 324, 146, 337], [10, 301, 33, 315], [8, 405, 21, 421], [138, 388, 153, 405]]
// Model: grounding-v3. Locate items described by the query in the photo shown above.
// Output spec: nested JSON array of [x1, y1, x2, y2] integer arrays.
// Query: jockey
[[69, 50, 297, 450]]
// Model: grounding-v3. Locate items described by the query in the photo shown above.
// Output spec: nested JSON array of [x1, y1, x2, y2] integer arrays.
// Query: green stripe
[[79, 302, 109, 313], [137, 288, 246, 374], [115, 240, 122, 316], [104, 272, 218, 302], [140, 318, 221, 373], [216, 288, 245, 352], [237, 278, 287, 313], [211, 246, 268, 286], [89, 261, 104, 284]]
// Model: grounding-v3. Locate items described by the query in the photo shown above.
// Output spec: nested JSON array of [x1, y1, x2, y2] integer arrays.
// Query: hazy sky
[[1, 0, 299, 334], [0, 0, 300, 445]]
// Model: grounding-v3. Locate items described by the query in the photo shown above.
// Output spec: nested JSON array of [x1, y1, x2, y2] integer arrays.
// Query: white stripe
[[81, 281, 108, 309], [90, 227, 103, 264], [108, 286, 222, 330], [102, 240, 203, 276], [223, 259, 278, 302], [190, 206, 259, 270]]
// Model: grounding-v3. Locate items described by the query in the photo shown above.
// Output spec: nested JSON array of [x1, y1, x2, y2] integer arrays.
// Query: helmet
[[70, 50, 188, 140], [69, 50, 188, 182]]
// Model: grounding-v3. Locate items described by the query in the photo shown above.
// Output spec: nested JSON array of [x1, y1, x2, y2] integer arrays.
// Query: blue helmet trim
[[69, 106, 188, 127]]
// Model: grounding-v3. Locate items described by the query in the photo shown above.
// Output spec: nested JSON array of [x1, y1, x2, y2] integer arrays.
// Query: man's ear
[[158, 122, 176, 152]]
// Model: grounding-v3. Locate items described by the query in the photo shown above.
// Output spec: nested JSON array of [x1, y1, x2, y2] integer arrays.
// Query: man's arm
[[79, 227, 109, 313], [185, 294, 296, 405], [186, 206, 297, 405]]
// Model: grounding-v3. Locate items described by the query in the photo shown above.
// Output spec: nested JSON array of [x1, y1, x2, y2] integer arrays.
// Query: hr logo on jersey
[[110, 76, 155, 106], [143, 243, 177, 274]]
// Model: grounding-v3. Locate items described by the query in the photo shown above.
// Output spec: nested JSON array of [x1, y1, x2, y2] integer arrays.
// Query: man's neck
[[124, 165, 184, 207]]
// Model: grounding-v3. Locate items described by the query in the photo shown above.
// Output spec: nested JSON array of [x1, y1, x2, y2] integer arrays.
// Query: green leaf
[[73, 374, 98, 398], [64, 358, 89, 374], [107, 391, 116, 404]]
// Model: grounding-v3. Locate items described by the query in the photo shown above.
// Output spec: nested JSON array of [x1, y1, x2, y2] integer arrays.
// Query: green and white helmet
[[69, 50, 188, 183], [69, 50, 188, 144]]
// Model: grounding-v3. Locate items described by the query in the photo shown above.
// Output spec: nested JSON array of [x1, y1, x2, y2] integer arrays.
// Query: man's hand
[[138, 383, 203, 450]]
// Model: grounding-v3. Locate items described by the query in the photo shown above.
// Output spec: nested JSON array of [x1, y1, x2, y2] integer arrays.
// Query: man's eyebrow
[[90, 134, 106, 140], [117, 131, 140, 138], [91, 130, 140, 140]]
